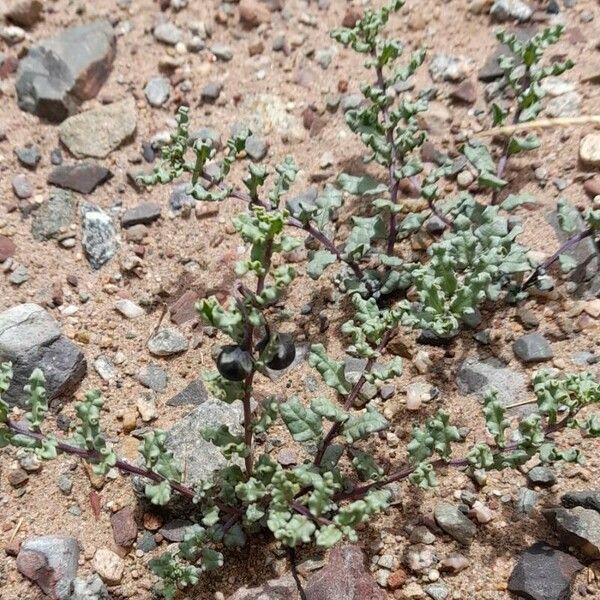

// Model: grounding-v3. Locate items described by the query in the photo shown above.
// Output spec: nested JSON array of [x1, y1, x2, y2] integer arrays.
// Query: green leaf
[[483, 389, 510, 447], [280, 398, 323, 442], [557, 198, 579, 234], [145, 480, 173, 506], [202, 425, 248, 459], [308, 344, 351, 395], [337, 173, 387, 196], [343, 406, 389, 443], [558, 254, 577, 273], [507, 134, 540, 156], [501, 193, 537, 211], [350, 449, 383, 481], [202, 548, 224, 571], [307, 250, 337, 280], [310, 397, 349, 424], [316, 524, 343, 547]]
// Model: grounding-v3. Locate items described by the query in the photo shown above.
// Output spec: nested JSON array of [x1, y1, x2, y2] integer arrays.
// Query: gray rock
[[562, 490, 600, 513], [424, 582, 449, 600], [16, 536, 80, 600], [211, 44, 233, 61], [516, 487, 538, 518], [12, 173, 33, 199], [71, 574, 110, 600], [547, 199, 600, 296], [137, 364, 168, 392], [122, 202, 161, 227], [304, 545, 385, 600], [478, 29, 536, 82], [457, 357, 527, 410], [434, 503, 476, 546], [429, 54, 473, 82], [159, 519, 194, 542], [9, 264, 29, 285], [200, 81, 223, 102], [341, 94, 362, 112], [59, 97, 137, 158], [169, 183, 195, 211], [227, 574, 300, 600], [137, 531, 157, 553], [190, 127, 222, 151], [490, 0, 532, 21], [508, 542, 582, 600], [15, 144, 41, 169], [527, 466, 556, 487], [166, 378, 208, 406], [153, 22, 182, 45], [240, 94, 304, 141], [94, 355, 116, 383], [546, 92, 582, 118], [16, 20, 116, 122], [147, 328, 188, 356], [165, 396, 244, 485], [48, 163, 113, 194], [545, 507, 600, 558], [80, 203, 119, 270], [144, 77, 171, 107], [0, 303, 86, 407], [31, 189, 76, 241], [245, 134, 268, 160], [513, 333, 553, 363]]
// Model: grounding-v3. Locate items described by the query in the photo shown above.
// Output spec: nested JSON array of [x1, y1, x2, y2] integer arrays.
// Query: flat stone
[[434, 503, 476, 546], [512, 333, 553, 363], [137, 364, 168, 392], [92, 548, 124, 585], [227, 574, 300, 600], [31, 189, 76, 241], [527, 466, 556, 487], [0, 303, 86, 407], [580, 133, 600, 168], [12, 173, 33, 199], [546, 92, 581, 118], [562, 490, 600, 512], [211, 44, 233, 61], [304, 545, 385, 600], [110, 507, 137, 548], [147, 327, 188, 356], [158, 519, 194, 542], [166, 378, 208, 406], [122, 202, 161, 227], [507, 542, 583, 600], [71, 575, 110, 600], [0, 234, 17, 261], [114, 299, 144, 319], [80, 203, 118, 270], [545, 507, 600, 558], [59, 97, 137, 158], [16, 20, 116, 122], [153, 22, 182, 45], [144, 77, 171, 107], [93, 355, 116, 382], [16, 536, 80, 600], [450, 80, 477, 104], [48, 163, 113, 194], [165, 396, 244, 485]]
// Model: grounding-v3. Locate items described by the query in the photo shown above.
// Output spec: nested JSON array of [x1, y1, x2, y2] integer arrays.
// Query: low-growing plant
[[2, 1, 600, 599]]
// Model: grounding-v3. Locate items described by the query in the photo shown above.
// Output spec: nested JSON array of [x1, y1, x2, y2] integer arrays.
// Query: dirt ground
[[1, 0, 600, 598]]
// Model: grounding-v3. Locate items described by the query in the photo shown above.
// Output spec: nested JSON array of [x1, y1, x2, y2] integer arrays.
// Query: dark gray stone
[[166, 378, 208, 407], [513, 333, 553, 363], [15, 20, 116, 122], [169, 183, 195, 211], [562, 490, 600, 513], [547, 199, 600, 297], [545, 507, 600, 558], [434, 503, 476, 546], [147, 328, 188, 356], [507, 542, 582, 600], [137, 364, 168, 392], [527, 466, 556, 487], [31, 190, 76, 241], [122, 202, 161, 227], [200, 81, 223, 102], [137, 532, 157, 553], [516, 487, 538, 519], [159, 519, 194, 542], [0, 303, 86, 407], [16, 536, 80, 600], [48, 163, 113, 194], [144, 76, 171, 107], [15, 144, 41, 169], [80, 203, 118, 270]]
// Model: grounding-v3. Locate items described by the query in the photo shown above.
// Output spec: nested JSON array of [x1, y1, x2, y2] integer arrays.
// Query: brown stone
[[7, 467, 29, 488], [451, 80, 477, 104], [387, 330, 414, 358], [342, 7, 363, 28], [583, 177, 600, 198], [0, 235, 16, 262], [111, 507, 137, 548], [239, 0, 271, 27], [387, 567, 408, 590], [143, 512, 163, 531]]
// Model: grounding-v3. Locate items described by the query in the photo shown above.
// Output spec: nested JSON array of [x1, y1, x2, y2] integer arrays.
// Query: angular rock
[[80, 203, 118, 270], [512, 333, 553, 363], [562, 490, 600, 513], [16, 536, 79, 600], [0, 234, 17, 262], [507, 542, 582, 600], [31, 189, 76, 241], [94, 355, 116, 383], [165, 396, 244, 485], [92, 547, 124, 585], [147, 328, 188, 356], [71, 575, 110, 600], [527, 466, 556, 487], [158, 519, 194, 542], [547, 199, 600, 294], [227, 573, 299, 600], [457, 357, 527, 410], [137, 364, 168, 392], [451, 80, 477, 104], [15, 144, 41, 169], [59, 97, 137, 159], [144, 77, 171, 108], [434, 503, 476, 546], [240, 93, 304, 142], [114, 299, 144, 319], [16, 20, 116, 122], [245, 134, 268, 161], [545, 507, 600, 558], [166, 378, 208, 407], [48, 163, 113, 194], [111, 507, 137, 548], [122, 202, 161, 227], [490, 0, 532, 21], [0, 303, 86, 407], [304, 545, 385, 600]]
